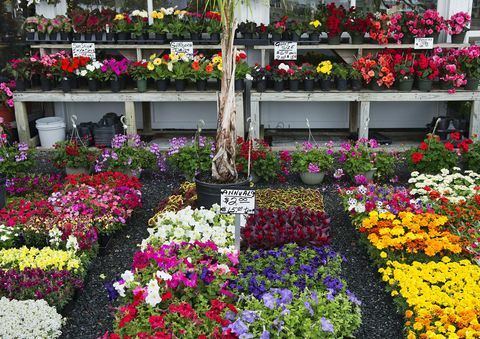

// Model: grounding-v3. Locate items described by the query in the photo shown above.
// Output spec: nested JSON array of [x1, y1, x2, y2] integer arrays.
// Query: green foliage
[[167, 141, 213, 179], [0, 142, 35, 178], [463, 141, 480, 172], [406, 135, 458, 174], [52, 140, 99, 169], [256, 188, 325, 212], [373, 152, 397, 179], [290, 144, 334, 173], [332, 63, 349, 80]]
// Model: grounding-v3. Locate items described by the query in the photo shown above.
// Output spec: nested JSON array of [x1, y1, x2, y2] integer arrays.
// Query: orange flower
[[192, 61, 200, 71], [205, 63, 213, 73]]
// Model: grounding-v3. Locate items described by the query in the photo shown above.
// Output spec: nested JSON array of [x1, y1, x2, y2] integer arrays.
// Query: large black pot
[[273, 80, 284, 92], [60, 32, 71, 41], [175, 79, 187, 91], [61, 78, 72, 93], [156, 79, 169, 91], [235, 79, 244, 91], [351, 79, 362, 91], [110, 79, 121, 93], [256, 79, 267, 92], [304, 79, 315, 91], [88, 78, 98, 91], [195, 175, 250, 209], [40, 77, 52, 91], [15, 79, 26, 92], [95, 32, 103, 41], [210, 32, 220, 41], [320, 78, 331, 91], [289, 79, 299, 91], [336, 78, 348, 91], [116, 32, 130, 41], [0, 176, 5, 209], [196, 79, 207, 91]]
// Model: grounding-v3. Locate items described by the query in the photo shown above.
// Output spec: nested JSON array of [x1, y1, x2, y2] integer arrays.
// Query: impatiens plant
[[6, 174, 63, 197]]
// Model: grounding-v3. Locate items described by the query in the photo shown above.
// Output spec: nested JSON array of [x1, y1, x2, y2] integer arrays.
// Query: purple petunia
[[304, 301, 314, 316], [321, 317, 334, 333]]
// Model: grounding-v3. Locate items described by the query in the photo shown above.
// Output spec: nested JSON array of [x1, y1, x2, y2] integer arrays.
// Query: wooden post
[[142, 102, 153, 134], [358, 101, 370, 140], [349, 102, 359, 134], [124, 101, 137, 135], [470, 100, 480, 139], [13, 101, 31, 145]]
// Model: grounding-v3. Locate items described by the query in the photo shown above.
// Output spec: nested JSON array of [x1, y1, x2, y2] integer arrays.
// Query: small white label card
[[71, 43, 96, 60], [170, 41, 194, 59], [414, 37, 434, 50], [220, 189, 256, 215], [274, 41, 297, 60]]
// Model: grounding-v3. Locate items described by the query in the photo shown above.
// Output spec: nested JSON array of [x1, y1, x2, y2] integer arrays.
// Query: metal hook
[[70, 115, 78, 129], [120, 116, 128, 133], [197, 119, 205, 133]]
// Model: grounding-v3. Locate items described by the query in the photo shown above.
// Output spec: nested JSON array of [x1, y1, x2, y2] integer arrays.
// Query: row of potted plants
[[23, 5, 471, 45]]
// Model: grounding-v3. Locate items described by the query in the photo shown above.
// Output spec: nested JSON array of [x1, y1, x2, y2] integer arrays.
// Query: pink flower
[[307, 163, 320, 173]]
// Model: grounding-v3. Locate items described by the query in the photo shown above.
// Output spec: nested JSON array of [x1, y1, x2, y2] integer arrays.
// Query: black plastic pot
[[37, 32, 46, 40], [116, 32, 130, 41], [259, 32, 268, 39], [15, 79, 26, 92], [210, 33, 220, 41], [61, 78, 72, 93], [95, 32, 103, 41], [119, 75, 127, 90], [60, 32, 71, 41], [350, 32, 364, 44], [243, 32, 253, 39], [196, 79, 207, 91], [290, 32, 300, 41], [235, 79, 244, 91], [256, 79, 267, 92], [289, 79, 299, 91], [328, 34, 341, 45], [309, 33, 320, 41], [31, 75, 40, 87], [272, 33, 282, 41], [88, 78, 98, 91], [282, 32, 289, 40], [190, 32, 201, 40], [273, 80, 284, 92], [27, 32, 35, 40], [320, 78, 331, 91], [156, 79, 169, 91], [195, 175, 250, 209], [83, 32, 93, 41], [175, 79, 187, 91], [155, 33, 166, 41], [172, 34, 183, 40], [72, 33, 81, 41], [451, 31, 467, 43], [40, 78, 52, 91], [49, 32, 58, 41], [398, 78, 414, 91], [0, 176, 6, 210], [110, 79, 121, 92], [465, 77, 479, 90], [351, 79, 363, 91], [106, 33, 115, 42], [417, 78, 433, 92], [304, 79, 315, 91], [336, 78, 348, 91]]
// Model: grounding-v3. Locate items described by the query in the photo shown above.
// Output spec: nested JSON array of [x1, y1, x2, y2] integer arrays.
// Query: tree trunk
[[211, 2, 238, 183]]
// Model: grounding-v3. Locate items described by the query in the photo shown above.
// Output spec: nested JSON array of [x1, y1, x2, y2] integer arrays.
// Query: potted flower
[[166, 136, 214, 181], [307, 19, 322, 41], [186, 12, 204, 40], [332, 63, 349, 90], [352, 53, 394, 90], [414, 53, 439, 92], [191, 55, 214, 91], [52, 56, 90, 93], [322, 3, 346, 45], [435, 49, 466, 92], [348, 66, 363, 91], [406, 134, 457, 174], [256, 23, 268, 39], [271, 62, 289, 91], [128, 61, 151, 92], [35, 16, 50, 41], [147, 54, 172, 91], [48, 16, 62, 41], [251, 64, 268, 92], [291, 141, 334, 185], [205, 11, 222, 41], [316, 60, 333, 91], [301, 63, 316, 91], [78, 60, 103, 91], [130, 10, 149, 40], [23, 16, 40, 40], [168, 11, 188, 40], [286, 62, 302, 91], [99, 58, 131, 92], [169, 52, 192, 91], [448, 12, 471, 43], [100, 8, 116, 41], [389, 11, 418, 44], [288, 20, 305, 42], [393, 53, 415, 91], [458, 45, 480, 90], [338, 139, 376, 181], [0, 82, 14, 121], [368, 12, 390, 44], [2, 58, 30, 91], [345, 8, 371, 44], [236, 137, 281, 183], [56, 15, 73, 41], [234, 50, 249, 91], [95, 134, 158, 177], [113, 13, 132, 41], [150, 10, 168, 41], [53, 140, 98, 175], [70, 8, 88, 41], [237, 20, 257, 39], [268, 16, 287, 41], [416, 9, 445, 42]]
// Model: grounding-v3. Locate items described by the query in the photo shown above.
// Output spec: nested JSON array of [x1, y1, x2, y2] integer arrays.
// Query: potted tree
[[291, 141, 334, 185], [53, 140, 98, 175]]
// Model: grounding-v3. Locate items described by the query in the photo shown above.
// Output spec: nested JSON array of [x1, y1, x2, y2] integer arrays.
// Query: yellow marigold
[[114, 14, 125, 21]]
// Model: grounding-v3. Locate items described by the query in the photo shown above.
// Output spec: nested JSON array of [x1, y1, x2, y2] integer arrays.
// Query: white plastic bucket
[[36, 117, 66, 148]]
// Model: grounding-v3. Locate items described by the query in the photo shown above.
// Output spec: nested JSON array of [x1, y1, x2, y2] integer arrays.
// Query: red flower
[[419, 142, 429, 151], [450, 132, 461, 140], [149, 315, 165, 329], [444, 142, 454, 151], [411, 152, 424, 163]]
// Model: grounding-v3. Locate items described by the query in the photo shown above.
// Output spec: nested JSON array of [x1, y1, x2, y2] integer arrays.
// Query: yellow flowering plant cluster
[[379, 259, 480, 338], [0, 246, 83, 274], [361, 211, 464, 259], [316, 60, 333, 79]]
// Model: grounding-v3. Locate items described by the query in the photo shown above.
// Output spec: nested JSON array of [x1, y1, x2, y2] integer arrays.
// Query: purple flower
[[333, 168, 344, 179], [260, 331, 270, 339], [229, 319, 249, 336], [262, 293, 275, 309], [346, 290, 362, 306], [308, 163, 320, 173], [302, 141, 313, 151], [321, 317, 334, 333], [241, 310, 259, 323], [311, 291, 318, 304], [354, 174, 368, 185], [304, 301, 314, 316]]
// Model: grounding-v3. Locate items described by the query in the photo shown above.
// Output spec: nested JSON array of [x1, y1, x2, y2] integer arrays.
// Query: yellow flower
[[151, 11, 164, 19], [309, 20, 321, 28], [217, 63, 223, 71], [212, 55, 222, 64], [316, 61, 332, 75], [114, 14, 125, 21], [147, 62, 155, 71], [153, 58, 162, 66], [380, 251, 387, 259]]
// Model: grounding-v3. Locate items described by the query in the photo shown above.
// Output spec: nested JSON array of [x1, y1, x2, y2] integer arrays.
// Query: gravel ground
[[58, 167, 406, 338]]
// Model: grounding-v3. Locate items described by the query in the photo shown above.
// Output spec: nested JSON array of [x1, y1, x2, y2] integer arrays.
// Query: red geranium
[[411, 152, 424, 163]]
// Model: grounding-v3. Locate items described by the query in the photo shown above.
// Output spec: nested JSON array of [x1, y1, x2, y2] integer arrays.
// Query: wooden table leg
[[142, 102, 153, 134], [250, 100, 260, 139], [470, 100, 480, 139], [124, 101, 137, 135], [13, 101, 32, 145], [358, 101, 370, 140]]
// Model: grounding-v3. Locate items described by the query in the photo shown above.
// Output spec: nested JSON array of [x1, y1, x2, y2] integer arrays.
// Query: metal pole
[[235, 214, 241, 251]]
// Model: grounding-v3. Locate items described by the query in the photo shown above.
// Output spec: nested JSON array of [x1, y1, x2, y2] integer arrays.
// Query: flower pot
[[172, 34, 183, 40], [106, 33, 115, 41], [210, 33, 220, 41], [309, 33, 320, 41], [40, 78, 52, 91], [141, 33, 149, 41], [195, 175, 250, 209], [289, 79, 299, 91], [397, 78, 414, 91], [259, 32, 268, 39], [273, 80, 284, 92], [350, 32, 364, 44], [196, 79, 207, 91], [272, 32, 282, 41], [369, 81, 385, 91], [156, 79, 169, 91], [95, 32, 103, 41], [119, 75, 127, 90], [37, 32, 46, 40], [336, 78, 348, 91], [155, 33, 167, 41], [0, 176, 6, 209], [235, 79, 244, 91], [60, 32, 71, 41], [72, 33, 81, 41], [328, 34, 341, 45], [88, 78, 98, 91], [440, 81, 453, 90], [304, 79, 315, 91], [243, 32, 253, 39], [401, 34, 414, 44], [417, 78, 432, 92], [110, 79, 121, 93], [0, 106, 14, 123], [451, 31, 467, 44], [27, 32, 35, 40], [83, 32, 93, 41], [49, 32, 58, 41], [116, 32, 130, 41], [362, 168, 377, 181], [191, 32, 201, 40], [290, 32, 300, 41], [282, 32, 289, 40], [175, 79, 187, 91], [320, 78, 331, 91], [71, 76, 79, 89], [66, 167, 89, 175], [351, 79, 362, 91], [256, 79, 267, 92], [137, 79, 148, 92], [15, 79, 26, 92], [429, 33, 439, 44], [465, 77, 479, 90], [300, 172, 325, 185], [61, 78, 72, 93]]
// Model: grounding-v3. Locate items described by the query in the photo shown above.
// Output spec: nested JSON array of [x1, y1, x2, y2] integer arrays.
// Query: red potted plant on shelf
[[3, 58, 30, 91], [368, 12, 390, 45], [352, 52, 395, 90], [345, 7, 371, 45], [113, 13, 132, 41], [458, 45, 480, 90], [128, 61, 151, 93], [448, 12, 471, 43], [52, 56, 91, 93], [389, 11, 418, 44], [433, 48, 466, 93], [414, 9, 445, 42], [301, 63, 316, 91], [393, 51, 415, 91], [414, 52, 439, 92], [70, 8, 88, 41], [322, 3, 346, 45], [257, 23, 268, 39], [268, 16, 288, 41], [271, 61, 290, 91]]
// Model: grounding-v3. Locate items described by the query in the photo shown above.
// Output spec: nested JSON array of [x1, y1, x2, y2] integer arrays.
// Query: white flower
[[355, 204, 366, 213], [0, 235, 8, 241], [245, 74, 253, 81], [145, 279, 161, 307], [278, 63, 289, 71], [66, 235, 80, 251], [113, 281, 126, 297], [156, 270, 172, 281], [121, 270, 135, 284]]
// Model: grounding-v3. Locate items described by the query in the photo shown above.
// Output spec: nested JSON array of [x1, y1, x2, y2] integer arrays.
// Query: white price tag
[[71, 43, 96, 61], [414, 37, 434, 50], [170, 41, 194, 60], [220, 189, 255, 215], [274, 41, 297, 60]]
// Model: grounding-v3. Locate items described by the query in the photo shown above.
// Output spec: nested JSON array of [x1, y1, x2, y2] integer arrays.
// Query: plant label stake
[[220, 189, 255, 251]]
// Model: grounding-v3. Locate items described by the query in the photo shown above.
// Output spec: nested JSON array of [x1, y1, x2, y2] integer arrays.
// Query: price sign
[[72, 43, 96, 61], [220, 189, 255, 215], [274, 41, 297, 60], [170, 41, 194, 59], [414, 37, 434, 50]]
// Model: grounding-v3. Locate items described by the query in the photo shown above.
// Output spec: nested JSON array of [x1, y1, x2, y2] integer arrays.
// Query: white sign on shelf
[[274, 41, 297, 60], [71, 43, 96, 60], [414, 37, 434, 50], [220, 189, 255, 215], [170, 41, 194, 59]]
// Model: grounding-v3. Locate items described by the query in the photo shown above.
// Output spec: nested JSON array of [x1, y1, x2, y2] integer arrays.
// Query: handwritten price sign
[[170, 41, 194, 60], [220, 189, 255, 215], [414, 37, 434, 50], [274, 41, 297, 60]]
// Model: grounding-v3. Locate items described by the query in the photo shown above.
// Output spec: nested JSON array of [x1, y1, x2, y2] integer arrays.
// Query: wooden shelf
[[30, 44, 244, 50], [254, 43, 468, 50]]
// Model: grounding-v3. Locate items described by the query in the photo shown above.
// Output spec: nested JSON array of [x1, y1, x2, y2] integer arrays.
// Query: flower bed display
[[255, 188, 325, 212]]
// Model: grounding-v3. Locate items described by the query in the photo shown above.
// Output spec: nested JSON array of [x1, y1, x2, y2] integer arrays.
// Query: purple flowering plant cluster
[[225, 244, 362, 338], [0, 134, 35, 178], [166, 136, 215, 179], [290, 141, 335, 174], [98, 58, 131, 81], [6, 173, 63, 197]]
